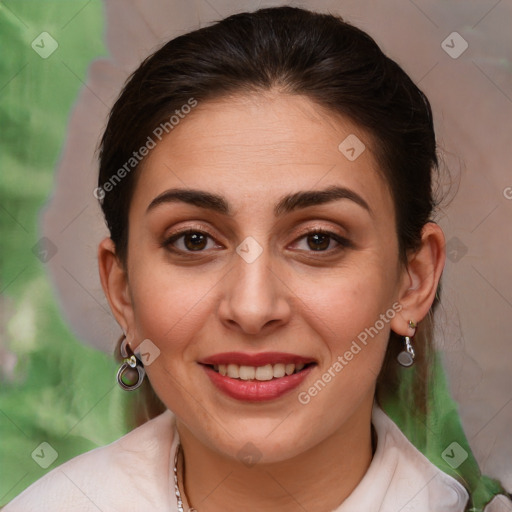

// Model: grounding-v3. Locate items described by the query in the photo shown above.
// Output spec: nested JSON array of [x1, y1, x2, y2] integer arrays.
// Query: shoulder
[[2, 409, 178, 512], [374, 405, 470, 509], [368, 408, 512, 512], [338, 405, 469, 512], [483, 495, 512, 511]]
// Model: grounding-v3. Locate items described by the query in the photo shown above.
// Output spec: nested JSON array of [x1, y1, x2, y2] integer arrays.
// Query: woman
[[4, 6, 511, 511]]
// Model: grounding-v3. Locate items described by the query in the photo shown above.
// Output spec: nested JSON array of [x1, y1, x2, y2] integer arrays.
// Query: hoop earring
[[116, 337, 146, 390], [397, 320, 416, 367]]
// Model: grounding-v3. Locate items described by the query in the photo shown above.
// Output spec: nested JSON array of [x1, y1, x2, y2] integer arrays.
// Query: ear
[[390, 222, 446, 336], [98, 237, 134, 336]]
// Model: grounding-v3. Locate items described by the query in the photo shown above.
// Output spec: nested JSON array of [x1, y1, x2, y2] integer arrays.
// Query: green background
[[0, 1, 133, 505]]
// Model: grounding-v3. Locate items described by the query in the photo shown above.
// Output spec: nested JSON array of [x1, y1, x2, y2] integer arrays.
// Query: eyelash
[[162, 226, 352, 255]]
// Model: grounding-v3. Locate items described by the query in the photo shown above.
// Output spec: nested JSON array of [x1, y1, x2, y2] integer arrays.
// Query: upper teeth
[[213, 363, 306, 381]]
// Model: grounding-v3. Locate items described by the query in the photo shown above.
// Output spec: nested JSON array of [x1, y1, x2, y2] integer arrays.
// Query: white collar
[[3, 404, 469, 511], [332, 404, 469, 511]]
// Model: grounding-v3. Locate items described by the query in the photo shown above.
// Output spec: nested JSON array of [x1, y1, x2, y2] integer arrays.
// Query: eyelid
[[164, 221, 220, 239], [292, 224, 348, 240]]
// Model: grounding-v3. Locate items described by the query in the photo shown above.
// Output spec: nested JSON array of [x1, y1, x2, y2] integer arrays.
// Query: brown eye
[[291, 230, 352, 253], [183, 232, 208, 251], [307, 233, 331, 251], [164, 229, 219, 253]]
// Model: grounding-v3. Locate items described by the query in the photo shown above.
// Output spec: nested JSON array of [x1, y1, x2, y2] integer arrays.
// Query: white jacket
[[3, 405, 510, 511]]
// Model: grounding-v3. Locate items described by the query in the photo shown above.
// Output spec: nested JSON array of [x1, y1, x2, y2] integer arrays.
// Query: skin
[[99, 92, 445, 512]]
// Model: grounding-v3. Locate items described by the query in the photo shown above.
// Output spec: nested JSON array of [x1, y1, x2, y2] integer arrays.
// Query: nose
[[217, 243, 292, 336]]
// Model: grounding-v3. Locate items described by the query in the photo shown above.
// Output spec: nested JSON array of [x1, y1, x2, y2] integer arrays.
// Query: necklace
[[173, 442, 185, 511], [174, 442, 197, 512]]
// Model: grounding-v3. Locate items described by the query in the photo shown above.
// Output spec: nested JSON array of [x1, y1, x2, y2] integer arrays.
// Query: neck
[[175, 402, 374, 512]]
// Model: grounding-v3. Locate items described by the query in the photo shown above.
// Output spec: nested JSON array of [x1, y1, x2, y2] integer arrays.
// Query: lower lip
[[200, 364, 315, 402]]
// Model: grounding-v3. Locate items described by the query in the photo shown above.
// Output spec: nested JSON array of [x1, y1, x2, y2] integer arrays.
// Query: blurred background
[[0, 0, 511, 505]]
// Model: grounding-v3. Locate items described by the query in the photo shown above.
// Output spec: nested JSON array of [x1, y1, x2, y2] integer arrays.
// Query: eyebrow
[[146, 185, 371, 217]]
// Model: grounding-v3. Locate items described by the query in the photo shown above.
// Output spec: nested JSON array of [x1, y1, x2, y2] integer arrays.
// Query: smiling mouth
[[202, 362, 316, 381]]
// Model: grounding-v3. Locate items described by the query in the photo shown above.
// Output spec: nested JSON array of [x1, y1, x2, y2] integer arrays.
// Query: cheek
[[291, 269, 397, 422], [130, 278, 173, 338], [296, 258, 397, 342], [127, 256, 219, 355], [129, 244, 398, 353]]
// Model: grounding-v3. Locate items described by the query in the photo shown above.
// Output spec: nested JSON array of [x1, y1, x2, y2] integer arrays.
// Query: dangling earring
[[116, 337, 146, 390], [397, 320, 416, 367]]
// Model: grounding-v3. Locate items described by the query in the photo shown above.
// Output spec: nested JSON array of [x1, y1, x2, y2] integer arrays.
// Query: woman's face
[[118, 93, 408, 462]]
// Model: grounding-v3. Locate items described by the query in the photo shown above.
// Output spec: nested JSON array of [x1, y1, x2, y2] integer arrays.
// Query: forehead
[[132, 92, 393, 217]]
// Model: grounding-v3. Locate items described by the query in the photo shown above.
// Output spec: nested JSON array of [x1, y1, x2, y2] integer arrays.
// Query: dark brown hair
[[99, 6, 440, 426]]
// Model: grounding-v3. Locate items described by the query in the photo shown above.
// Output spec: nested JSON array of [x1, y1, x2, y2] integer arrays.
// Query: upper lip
[[198, 352, 317, 366]]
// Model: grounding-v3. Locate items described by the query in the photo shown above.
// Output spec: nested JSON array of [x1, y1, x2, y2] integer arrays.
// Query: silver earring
[[397, 336, 415, 367], [116, 337, 146, 390], [397, 321, 416, 367]]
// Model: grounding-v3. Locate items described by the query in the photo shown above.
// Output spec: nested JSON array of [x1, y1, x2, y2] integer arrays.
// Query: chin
[[206, 427, 313, 466]]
